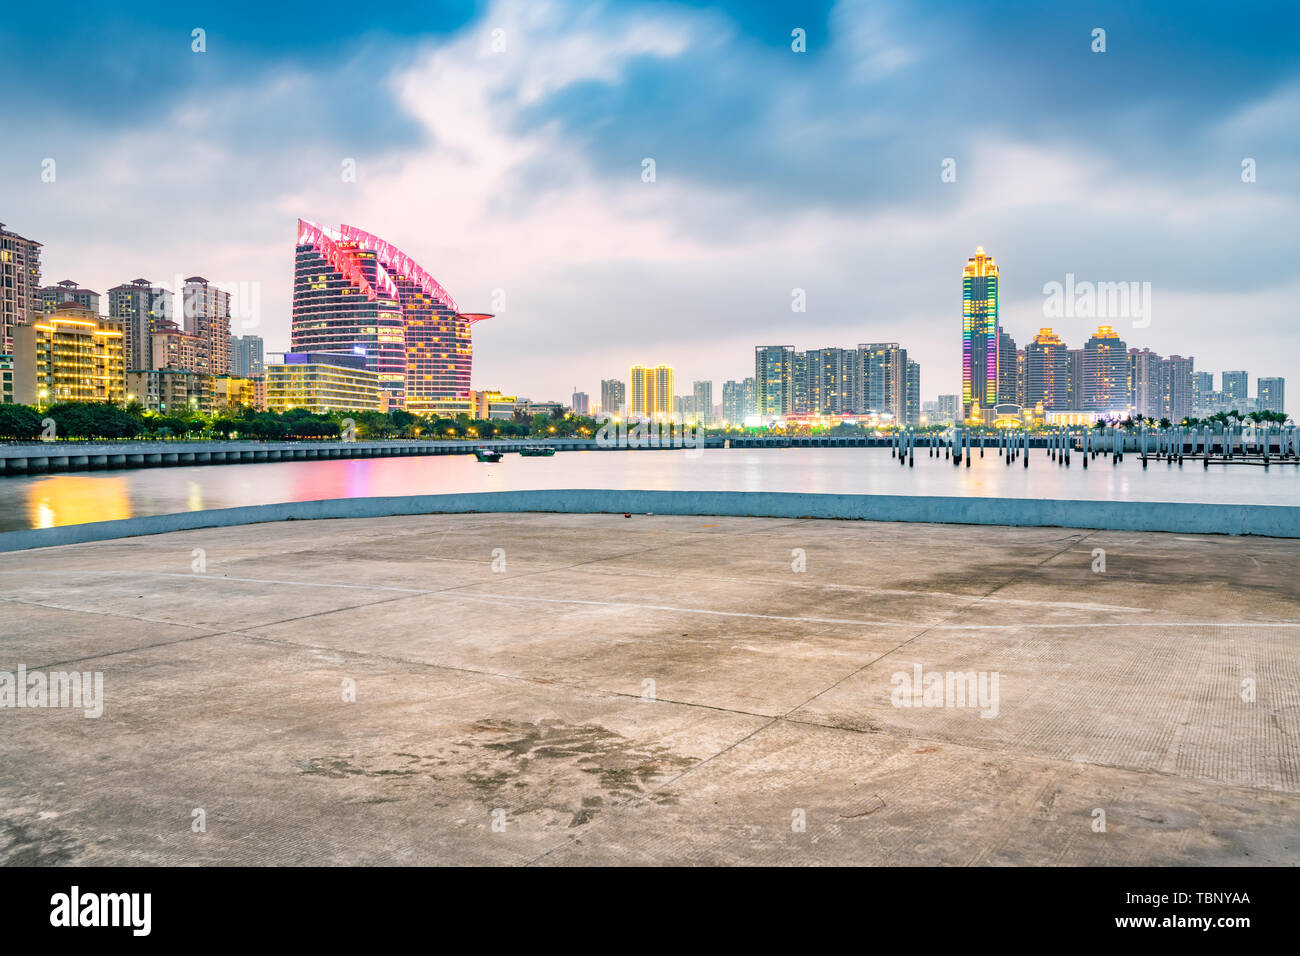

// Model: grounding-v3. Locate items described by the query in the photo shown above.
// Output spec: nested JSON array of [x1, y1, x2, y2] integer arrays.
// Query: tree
[[0, 404, 42, 440]]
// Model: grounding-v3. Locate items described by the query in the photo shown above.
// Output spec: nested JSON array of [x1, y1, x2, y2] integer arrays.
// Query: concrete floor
[[1, 512, 1298, 866]]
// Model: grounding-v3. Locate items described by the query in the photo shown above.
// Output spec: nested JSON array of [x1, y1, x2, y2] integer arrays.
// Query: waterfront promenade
[[2, 513, 1297, 865]]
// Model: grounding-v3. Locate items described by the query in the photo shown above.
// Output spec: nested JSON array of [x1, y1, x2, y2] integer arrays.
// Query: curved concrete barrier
[[2, 489, 1299, 553]]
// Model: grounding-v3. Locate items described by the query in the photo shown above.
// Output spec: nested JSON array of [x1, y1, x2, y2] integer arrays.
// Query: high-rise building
[[1066, 348, 1085, 410], [229, 334, 265, 378], [754, 346, 794, 418], [1082, 326, 1130, 413], [1160, 355, 1194, 423], [1128, 347, 1162, 418], [1191, 371, 1213, 410], [291, 220, 489, 410], [936, 394, 959, 423], [905, 359, 921, 426], [600, 379, 626, 417], [13, 305, 124, 406], [1016, 348, 1026, 408], [1258, 377, 1285, 415], [693, 380, 713, 425], [0, 222, 42, 354], [571, 389, 589, 415], [722, 380, 744, 424], [181, 277, 231, 378], [109, 279, 172, 373], [629, 364, 673, 419], [961, 246, 999, 419], [1222, 370, 1248, 406], [1024, 329, 1070, 411], [742, 377, 757, 419], [997, 330, 1018, 405], [806, 347, 855, 414], [39, 280, 100, 316], [792, 350, 809, 414], [858, 342, 907, 421]]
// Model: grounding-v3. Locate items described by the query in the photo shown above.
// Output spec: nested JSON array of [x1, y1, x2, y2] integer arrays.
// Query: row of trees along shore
[[0, 401, 1290, 442], [0, 402, 604, 441]]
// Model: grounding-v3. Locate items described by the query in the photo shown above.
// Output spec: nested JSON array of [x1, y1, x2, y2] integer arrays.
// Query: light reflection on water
[[4, 447, 1299, 532]]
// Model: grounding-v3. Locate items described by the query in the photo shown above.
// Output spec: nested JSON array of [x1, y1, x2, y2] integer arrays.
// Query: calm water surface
[[4, 447, 1300, 532]]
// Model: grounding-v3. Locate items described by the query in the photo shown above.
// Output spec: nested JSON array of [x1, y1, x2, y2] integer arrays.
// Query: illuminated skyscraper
[[1082, 326, 1130, 412], [292, 220, 489, 410], [754, 346, 794, 417], [629, 364, 673, 419], [961, 246, 999, 419], [1025, 328, 1069, 410], [1222, 370, 1248, 405]]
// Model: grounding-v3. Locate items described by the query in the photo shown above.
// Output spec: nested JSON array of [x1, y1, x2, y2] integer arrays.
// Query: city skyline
[[2, 1, 1296, 402]]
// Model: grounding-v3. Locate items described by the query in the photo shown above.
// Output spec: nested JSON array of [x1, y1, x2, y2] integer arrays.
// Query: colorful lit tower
[[961, 246, 999, 421], [291, 220, 490, 410]]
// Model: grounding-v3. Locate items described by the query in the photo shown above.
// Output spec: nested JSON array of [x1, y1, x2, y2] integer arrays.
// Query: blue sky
[[2, 0, 1298, 404]]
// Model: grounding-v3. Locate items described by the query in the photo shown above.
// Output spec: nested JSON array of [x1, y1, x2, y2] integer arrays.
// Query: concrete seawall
[[2, 489, 1298, 552]]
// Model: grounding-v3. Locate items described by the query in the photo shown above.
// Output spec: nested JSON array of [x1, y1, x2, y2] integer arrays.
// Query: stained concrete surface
[[1, 513, 1297, 865]]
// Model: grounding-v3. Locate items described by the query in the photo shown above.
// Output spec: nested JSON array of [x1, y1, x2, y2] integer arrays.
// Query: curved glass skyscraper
[[291, 220, 488, 409]]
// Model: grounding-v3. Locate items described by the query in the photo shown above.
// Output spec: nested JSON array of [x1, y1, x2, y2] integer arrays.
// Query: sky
[[2, 0, 1298, 405]]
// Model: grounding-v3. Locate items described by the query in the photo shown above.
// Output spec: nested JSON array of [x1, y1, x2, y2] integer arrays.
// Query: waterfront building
[[742, 376, 757, 419], [792, 350, 809, 413], [1065, 348, 1085, 410], [936, 394, 959, 423], [1258, 377, 1286, 415], [266, 351, 386, 414], [212, 375, 266, 414], [1024, 329, 1069, 411], [39, 280, 100, 316], [292, 220, 490, 410], [110, 279, 173, 373], [229, 334, 265, 377], [858, 342, 907, 421], [127, 368, 206, 415], [0, 222, 41, 353], [571, 389, 589, 415], [181, 277, 231, 377], [693, 380, 713, 425], [0, 353, 12, 404], [472, 390, 516, 420], [13, 305, 124, 406], [997, 330, 1018, 405], [1222, 370, 1248, 405], [629, 364, 674, 419], [1160, 355, 1194, 422], [754, 346, 795, 419], [1128, 347, 1162, 418], [806, 348, 857, 415], [1191, 371, 1213, 411], [961, 246, 999, 419], [1081, 326, 1129, 413], [600, 379, 626, 417], [905, 359, 921, 426]]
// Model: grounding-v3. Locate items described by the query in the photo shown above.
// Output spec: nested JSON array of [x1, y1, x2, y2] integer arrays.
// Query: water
[[3, 446, 1299, 533]]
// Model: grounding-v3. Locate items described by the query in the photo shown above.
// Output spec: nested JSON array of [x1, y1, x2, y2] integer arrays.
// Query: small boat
[[474, 447, 503, 462], [519, 446, 556, 457]]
